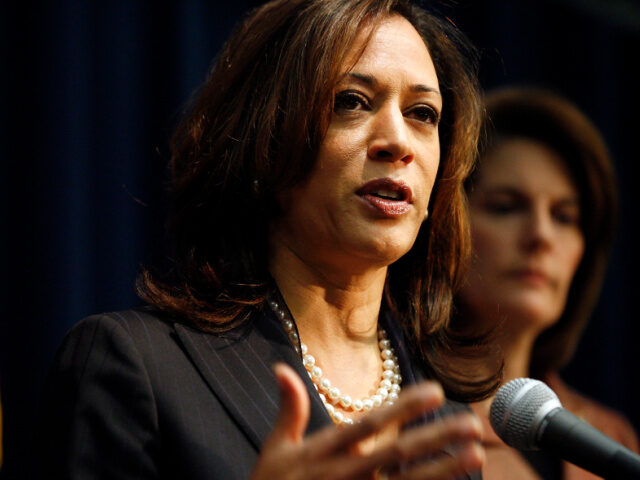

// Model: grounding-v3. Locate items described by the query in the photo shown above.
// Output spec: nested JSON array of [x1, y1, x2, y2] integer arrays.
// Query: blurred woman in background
[[459, 87, 638, 479]]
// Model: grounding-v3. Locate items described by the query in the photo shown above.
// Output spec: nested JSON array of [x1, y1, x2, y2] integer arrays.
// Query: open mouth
[[356, 178, 413, 217], [356, 178, 412, 202], [368, 189, 404, 201]]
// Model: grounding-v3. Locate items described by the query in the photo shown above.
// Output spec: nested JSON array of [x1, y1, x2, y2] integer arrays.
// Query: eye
[[406, 105, 439, 125], [334, 91, 369, 112], [552, 204, 581, 226], [485, 201, 519, 215], [481, 194, 524, 215]]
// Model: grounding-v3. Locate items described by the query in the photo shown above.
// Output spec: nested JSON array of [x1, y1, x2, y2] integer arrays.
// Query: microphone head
[[489, 378, 562, 450]]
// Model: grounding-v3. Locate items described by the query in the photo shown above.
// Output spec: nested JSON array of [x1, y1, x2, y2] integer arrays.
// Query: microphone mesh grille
[[489, 378, 560, 449]]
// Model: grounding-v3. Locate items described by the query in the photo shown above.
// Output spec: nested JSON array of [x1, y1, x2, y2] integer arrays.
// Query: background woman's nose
[[367, 107, 414, 164], [521, 208, 554, 252]]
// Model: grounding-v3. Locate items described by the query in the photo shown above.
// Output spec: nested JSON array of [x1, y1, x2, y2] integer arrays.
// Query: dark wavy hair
[[467, 87, 618, 376], [139, 0, 497, 401]]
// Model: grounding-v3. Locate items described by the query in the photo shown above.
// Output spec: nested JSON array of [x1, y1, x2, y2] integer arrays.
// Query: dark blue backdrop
[[1, 1, 639, 477]]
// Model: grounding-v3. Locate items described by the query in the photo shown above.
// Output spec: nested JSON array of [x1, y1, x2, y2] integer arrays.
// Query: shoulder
[[60, 307, 176, 357], [543, 372, 639, 452], [69, 307, 174, 339]]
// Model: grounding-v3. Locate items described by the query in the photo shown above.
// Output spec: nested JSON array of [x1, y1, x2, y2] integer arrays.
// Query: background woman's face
[[272, 15, 442, 273], [460, 138, 584, 331]]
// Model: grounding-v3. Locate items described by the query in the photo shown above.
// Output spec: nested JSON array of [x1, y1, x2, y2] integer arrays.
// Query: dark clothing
[[35, 306, 480, 479]]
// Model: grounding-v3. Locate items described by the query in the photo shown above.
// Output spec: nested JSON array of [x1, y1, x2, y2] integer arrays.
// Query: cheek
[[469, 219, 508, 270], [559, 233, 585, 284]]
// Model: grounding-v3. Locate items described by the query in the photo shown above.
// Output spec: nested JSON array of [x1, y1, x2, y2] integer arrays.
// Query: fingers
[[307, 382, 445, 458], [389, 442, 484, 480], [319, 412, 483, 480], [384, 412, 483, 465], [266, 363, 310, 445]]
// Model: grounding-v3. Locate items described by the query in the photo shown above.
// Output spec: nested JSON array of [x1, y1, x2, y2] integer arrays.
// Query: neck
[[269, 235, 387, 353], [474, 316, 541, 417], [269, 235, 390, 409]]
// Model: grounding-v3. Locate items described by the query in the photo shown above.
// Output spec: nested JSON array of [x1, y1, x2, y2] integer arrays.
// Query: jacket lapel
[[174, 310, 331, 451]]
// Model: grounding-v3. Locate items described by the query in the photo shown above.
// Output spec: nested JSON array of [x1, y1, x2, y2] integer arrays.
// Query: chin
[[347, 232, 415, 267], [501, 297, 562, 330]]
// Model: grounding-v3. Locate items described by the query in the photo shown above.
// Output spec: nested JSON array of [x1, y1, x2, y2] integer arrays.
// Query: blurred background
[[1, 0, 638, 477]]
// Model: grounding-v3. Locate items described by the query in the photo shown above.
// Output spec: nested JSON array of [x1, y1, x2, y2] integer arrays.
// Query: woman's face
[[272, 15, 441, 273], [460, 138, 584, 331]]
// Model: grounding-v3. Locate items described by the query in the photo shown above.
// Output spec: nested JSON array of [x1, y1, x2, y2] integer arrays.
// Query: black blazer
[[35, 307, 481, 479]]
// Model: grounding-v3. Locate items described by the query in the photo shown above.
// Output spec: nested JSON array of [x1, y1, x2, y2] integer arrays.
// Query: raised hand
[[250, 363, 484, 480]]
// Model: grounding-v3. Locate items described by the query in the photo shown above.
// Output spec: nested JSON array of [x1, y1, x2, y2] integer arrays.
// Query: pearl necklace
[[268, 298, 402, 425]]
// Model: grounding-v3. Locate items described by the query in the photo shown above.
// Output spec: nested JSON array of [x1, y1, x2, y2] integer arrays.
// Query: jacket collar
[[174, 308, 331, 451]]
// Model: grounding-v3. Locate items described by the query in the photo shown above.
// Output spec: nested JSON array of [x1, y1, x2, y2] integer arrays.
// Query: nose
[[367, 105, 414, 164], [520, 206, 554, 253]]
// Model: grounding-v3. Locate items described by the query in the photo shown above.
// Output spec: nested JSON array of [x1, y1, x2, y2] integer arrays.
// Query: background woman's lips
[[509, 268, 552, 287], [356, 178, 413, 217]]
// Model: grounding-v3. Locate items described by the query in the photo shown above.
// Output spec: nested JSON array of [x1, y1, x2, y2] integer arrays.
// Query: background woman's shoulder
[[543, 371, 639, 452]]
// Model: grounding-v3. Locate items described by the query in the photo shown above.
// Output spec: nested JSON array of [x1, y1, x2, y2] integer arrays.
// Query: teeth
[[372, 189, 401, 200]]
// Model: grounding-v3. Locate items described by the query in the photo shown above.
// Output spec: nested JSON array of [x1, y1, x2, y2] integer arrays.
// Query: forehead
[[478, 137, 578, 196], [342, 15, 438, 86]]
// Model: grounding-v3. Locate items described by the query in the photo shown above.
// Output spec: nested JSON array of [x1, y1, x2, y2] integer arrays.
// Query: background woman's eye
[[334, 91, 368, 111], [486, 202, 517, 214], [553, 207, 581, 226], [408, 105, 439, 124]]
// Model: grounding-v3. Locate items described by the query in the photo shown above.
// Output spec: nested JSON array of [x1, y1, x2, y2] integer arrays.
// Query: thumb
[[267, 363, 310, 445]]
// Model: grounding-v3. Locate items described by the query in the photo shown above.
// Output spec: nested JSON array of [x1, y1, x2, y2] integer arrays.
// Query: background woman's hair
[[468, 87, 618, 376], [138, 0, 497, 401]]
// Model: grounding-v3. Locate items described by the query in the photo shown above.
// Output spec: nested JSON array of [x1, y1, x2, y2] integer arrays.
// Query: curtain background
[[1, 1, 638, 477]]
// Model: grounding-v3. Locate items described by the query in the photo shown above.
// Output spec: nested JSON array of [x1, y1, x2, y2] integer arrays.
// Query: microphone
[[489, 378, 640, 479]]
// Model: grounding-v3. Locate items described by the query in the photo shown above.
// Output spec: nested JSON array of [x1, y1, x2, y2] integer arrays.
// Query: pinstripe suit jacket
[[35, 307, 481, 479]]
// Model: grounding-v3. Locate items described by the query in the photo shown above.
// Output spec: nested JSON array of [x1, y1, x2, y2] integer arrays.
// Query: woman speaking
[[36, 1, 497, 478]]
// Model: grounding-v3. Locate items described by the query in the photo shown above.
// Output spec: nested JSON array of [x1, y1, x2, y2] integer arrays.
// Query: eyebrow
[[346, 72, 441, 96]]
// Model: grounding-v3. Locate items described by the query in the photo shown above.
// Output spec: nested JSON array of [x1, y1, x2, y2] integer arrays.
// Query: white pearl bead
[[283, 319, 294, 331], [379, 339, 391, 349], [371, 394, 382, 407], [394, 364, 400, 373], [319, 378, 331, 391], [352, 399, 363, 411], [381, 349, 393, 360], [303, 354, 315, 368], [339, 395, 352, 408], [393, 373, 402, 384], [344, 417, 354, 425], [325, 403, 335, 415], [311, 366, 322, 378], [329, 387, 340, 400], [333, 411, 344, 423], [301, 344, 308, 355], [385, 400, 395, 406], [388, 391, 399, 403], [380, 379, 392, 390], [319, 393, 326, 403], [391, 383, 400, 393], [383, 359, 395, 370], [289, 332, 299, 343], [382, 370, 395, 380], [269, 300, 278, 310], [377, 387, 388, 399], [294, 345, 300, 354], [363, 399, 374, 411]]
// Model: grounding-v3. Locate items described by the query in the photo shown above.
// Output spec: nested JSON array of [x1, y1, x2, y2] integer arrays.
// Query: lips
[[356, 178, 413, 217], [509, 267, 552, 287]]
